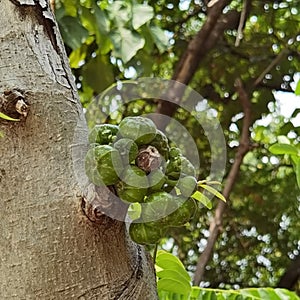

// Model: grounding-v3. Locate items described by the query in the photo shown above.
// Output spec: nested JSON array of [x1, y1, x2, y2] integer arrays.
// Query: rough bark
[[193, 79, 252, 286], [277, 255, 300, 290], [0, 1, 157, 299]]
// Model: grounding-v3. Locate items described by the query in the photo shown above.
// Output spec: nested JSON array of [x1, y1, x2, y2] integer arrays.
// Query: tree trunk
[[0, 2, 157, 299]]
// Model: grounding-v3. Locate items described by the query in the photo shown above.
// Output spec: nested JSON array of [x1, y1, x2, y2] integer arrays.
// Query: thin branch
[[277, 254, 300, 289], [193, 78, 252, 286], [253, 48, 289, 87], [235, 0, 249, 47]]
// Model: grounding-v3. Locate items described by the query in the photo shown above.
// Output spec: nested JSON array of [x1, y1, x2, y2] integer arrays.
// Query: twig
[[253, 48, 288, 87], [193, 78, 252, 286], [235, 0, 248, 47]]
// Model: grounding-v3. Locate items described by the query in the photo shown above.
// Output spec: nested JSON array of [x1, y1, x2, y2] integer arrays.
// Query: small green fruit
[[118, 116, 156, 145], [88, 124, 119, 145], [164, 197, 197, 227], [113, 138, 138, 165], [129, 221, 167, 245], [85, 145, 123, 186], [148, 169, 166, 192], [115, 166, 148, 203]]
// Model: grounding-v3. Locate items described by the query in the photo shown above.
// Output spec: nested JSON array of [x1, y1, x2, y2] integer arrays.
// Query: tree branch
[[154, 0, 242, 129], [253, 48, 289, 87], [235, 0, 249, 47], [277, 255, 300, 290], [193, 78, 252, 286]]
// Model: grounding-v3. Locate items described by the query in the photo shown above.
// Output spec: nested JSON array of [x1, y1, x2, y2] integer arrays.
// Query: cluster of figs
[[85, 116, 199, 245]]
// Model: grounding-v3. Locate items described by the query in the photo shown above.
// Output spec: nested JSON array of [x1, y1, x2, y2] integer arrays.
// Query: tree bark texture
[[0, 1, 157, 299], [277, 255, 300, 290]]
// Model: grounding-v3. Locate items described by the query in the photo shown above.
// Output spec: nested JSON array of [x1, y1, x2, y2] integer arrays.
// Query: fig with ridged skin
[[148, 169, 166, 192], [115, 166, 148, 203], [150, 130, 170, 160], [88, 124, 119, 145], [164, 197, 198, 227], [129, 221, 167, 245], [85, 145, 123, 186], [113, 138, 138, 165], [142, 191, 178, 222], [118, 116, 156, 145], [166, 155, 196, 179]]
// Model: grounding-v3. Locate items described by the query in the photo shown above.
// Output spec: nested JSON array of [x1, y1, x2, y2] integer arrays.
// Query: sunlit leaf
[[191, 191, 212, 209], [198, 184, 226, 202], [295, 79, 300, 96], [157, 278, 191, 296], [148, 25, 169, 53], [269, 143, 299, 155], [132, 4, 154, 30], [110, 28, 145, 63], [156, 251, 191, 282], [0, 112, 19, 121]]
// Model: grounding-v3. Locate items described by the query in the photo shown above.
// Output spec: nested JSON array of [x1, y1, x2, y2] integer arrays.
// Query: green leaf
[[58, 16, 89, 50], [106, 1, 131, 28], [198, 184, 226, 202], [294, 158, 300, 189], [295, 79, 300, 96], [82, 55, 114, 93], [69, 45, 87, 69], [156, 251, 191, 282], [269, 143, 299, 155], [132, 4, 154, 30], [156, 269, 191, 291], [110, 28, 145, 63], [0, 112, 19, 121], [93, 3, 110, 34], [157, 278, 191, 296], [188, 287, 300, 300], [148, 25, 169, 53], [191, 191, 212, 209], [63, 0, 78, 17]]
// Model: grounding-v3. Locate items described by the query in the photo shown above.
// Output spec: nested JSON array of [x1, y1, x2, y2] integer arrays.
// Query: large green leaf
[[156, 270, 191, 288], [58, 16, 89, 50], [157, 278, 191, 296], [181, 287, 300, 300], [156, 251, 191, 282], [269, 143, 299, 155], [106, 1, 131, 28], [93, 3, 110, 34], [110, 28, 145, 63], [82, 55, 114, 93], [132, 4, 154, 30], [148, 25, 169, 53]]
